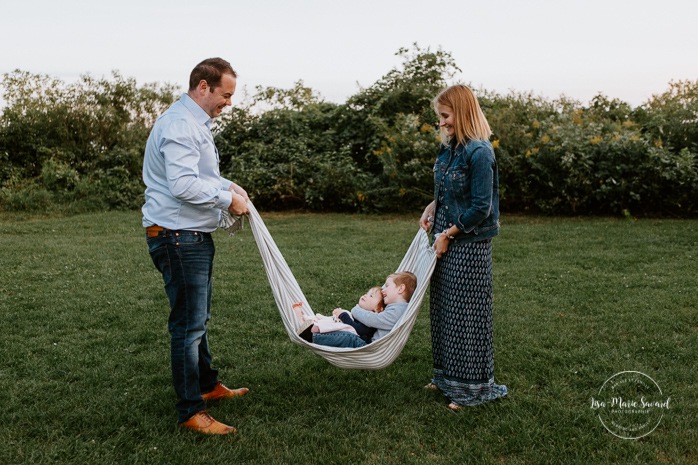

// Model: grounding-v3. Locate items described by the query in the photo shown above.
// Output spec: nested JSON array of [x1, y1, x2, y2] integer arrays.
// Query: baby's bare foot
[[292, 302, 305, 320]]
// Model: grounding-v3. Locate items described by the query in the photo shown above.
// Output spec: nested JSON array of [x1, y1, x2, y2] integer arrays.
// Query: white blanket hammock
[[246, 203, 436, 369]]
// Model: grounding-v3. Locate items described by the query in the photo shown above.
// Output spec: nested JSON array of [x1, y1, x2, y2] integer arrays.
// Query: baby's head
[[358, 286, 385, 313]]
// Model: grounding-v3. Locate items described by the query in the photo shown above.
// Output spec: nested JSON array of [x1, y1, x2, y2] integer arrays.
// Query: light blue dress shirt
[[142, 93, 233, 232]]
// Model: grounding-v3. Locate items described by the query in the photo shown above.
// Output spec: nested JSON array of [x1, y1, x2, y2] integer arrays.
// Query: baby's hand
[[332, 308, 346, 318]]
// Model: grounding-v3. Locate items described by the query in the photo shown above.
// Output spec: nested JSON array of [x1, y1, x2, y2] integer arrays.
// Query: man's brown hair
[[189, 58, 237, 92]]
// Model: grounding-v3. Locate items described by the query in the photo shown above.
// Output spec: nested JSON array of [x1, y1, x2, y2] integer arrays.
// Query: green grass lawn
[[0, 211, 696, 464]]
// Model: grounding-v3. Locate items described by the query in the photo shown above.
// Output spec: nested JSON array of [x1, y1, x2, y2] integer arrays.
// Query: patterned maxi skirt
[[429, 208, 508, 406]]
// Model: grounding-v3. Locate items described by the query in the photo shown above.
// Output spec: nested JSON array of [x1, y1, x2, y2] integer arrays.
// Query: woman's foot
[[424, 382, 440, 391], [447, 402, 462, 412]]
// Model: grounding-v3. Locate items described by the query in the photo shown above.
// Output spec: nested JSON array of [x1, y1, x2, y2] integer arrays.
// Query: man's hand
[[228, 192, 249, 215], [228, 184, 250, 202]]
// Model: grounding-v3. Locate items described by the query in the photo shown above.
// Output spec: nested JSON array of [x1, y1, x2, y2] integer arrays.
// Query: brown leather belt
[[146, 225, 166, 238]]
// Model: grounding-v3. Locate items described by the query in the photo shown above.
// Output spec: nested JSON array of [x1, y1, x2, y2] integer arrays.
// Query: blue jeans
[[147, 229, 219, 423], [312, 331, 368, 348]]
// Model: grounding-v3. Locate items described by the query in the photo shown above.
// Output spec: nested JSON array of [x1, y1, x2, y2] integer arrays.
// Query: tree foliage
[[1, 47, 696, 216], [0, 70, 177, 210]]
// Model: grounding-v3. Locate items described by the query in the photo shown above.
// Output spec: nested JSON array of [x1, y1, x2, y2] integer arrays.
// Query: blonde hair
[[388, 272, 417, 302], [434, 84, 491, 145]]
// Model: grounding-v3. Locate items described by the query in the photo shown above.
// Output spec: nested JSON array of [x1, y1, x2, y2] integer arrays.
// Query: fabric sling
[[246, 203, 436, 370]]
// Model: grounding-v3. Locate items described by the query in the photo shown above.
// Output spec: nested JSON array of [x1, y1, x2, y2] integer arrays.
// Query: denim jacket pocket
[[449, 165, 470, 203], [450, 165, 469, 179], [433, 160, 447, 178]]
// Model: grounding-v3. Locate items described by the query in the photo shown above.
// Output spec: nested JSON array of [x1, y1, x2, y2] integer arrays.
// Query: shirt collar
[[180, 93, 213, 128]]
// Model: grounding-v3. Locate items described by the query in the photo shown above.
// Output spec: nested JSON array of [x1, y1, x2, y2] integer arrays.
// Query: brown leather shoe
[[202, 382, 250, 402], [180, 410, 237, 435]]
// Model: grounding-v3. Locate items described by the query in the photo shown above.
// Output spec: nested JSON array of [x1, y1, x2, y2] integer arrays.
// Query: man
[[142, 58, 250, 435]]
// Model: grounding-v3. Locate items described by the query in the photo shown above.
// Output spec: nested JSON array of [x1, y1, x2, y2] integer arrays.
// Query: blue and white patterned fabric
[[429, 204, 508, 405]]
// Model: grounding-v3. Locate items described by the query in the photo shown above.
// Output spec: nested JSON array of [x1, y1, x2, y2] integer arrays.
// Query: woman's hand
[[420, 201, 435, 232], [433, 233, 450, 259]]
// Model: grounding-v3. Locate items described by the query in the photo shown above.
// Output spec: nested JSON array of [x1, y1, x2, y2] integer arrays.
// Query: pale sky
[[1, 0, 697, 107]]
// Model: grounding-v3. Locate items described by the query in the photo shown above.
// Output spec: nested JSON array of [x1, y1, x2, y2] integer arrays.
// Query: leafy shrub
[[487, 90, 698, 216], [0, 50, 696, 216], [217, 87, 364, 211], [635, 80, 698, 153], [0, 70, 176, 212]]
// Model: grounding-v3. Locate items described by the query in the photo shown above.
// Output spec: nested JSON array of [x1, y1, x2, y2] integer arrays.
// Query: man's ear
[[196, 79, 209, 95]]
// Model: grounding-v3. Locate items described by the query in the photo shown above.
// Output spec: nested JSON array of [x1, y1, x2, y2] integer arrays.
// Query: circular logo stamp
[[591, 371, 670, 439]]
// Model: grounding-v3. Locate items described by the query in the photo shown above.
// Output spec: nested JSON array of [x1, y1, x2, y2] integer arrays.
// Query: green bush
[[0, 69, 176, 212], [0, 181, 54, 212], [487, 91, 698, 216], [217, 87, 364, 211], [1, 49, 696, 216], [635, 80, 698, 153], [216, 44, 458, 213]]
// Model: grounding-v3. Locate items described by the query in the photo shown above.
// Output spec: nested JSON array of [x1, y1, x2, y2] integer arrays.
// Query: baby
[[293, 286, 385, 343]]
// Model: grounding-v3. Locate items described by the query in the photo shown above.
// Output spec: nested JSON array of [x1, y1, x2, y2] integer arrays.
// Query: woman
[[420, 84, 507, 410]]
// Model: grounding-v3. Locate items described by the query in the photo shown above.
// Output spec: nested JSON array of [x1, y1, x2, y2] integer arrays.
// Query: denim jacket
[[433, 139, 500, 243]]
